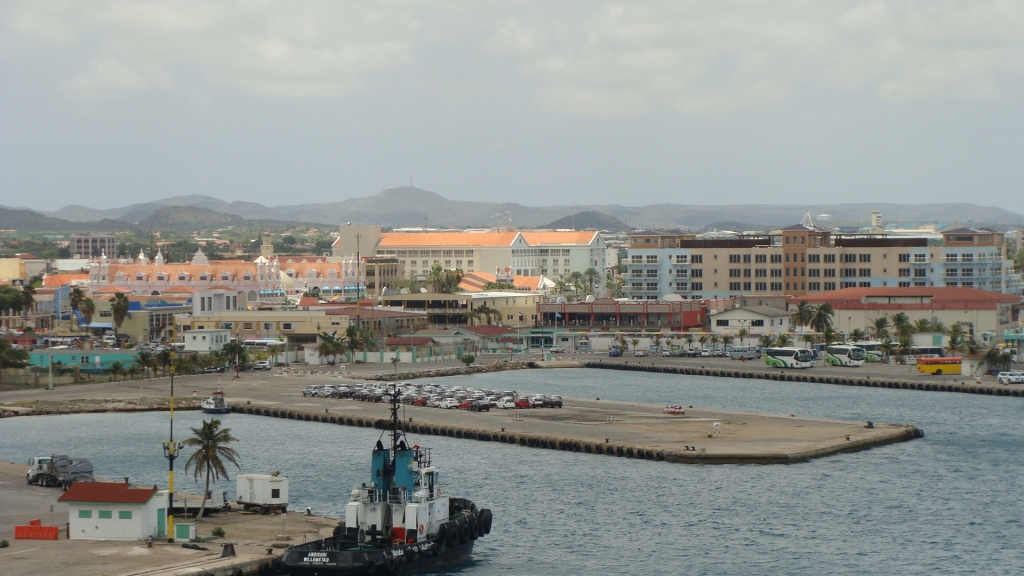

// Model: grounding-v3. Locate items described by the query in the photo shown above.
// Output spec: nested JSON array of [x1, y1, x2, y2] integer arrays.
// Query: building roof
[[42, 273, 89, 287], [162, 285, 197, 293], [58, 482, 158, 504], [458, 271, 546, 292], [93, 285, 133, 294], [378, 232, 521, 248], [519, 231, 599, 246], [462, 324, 515, 336], [943, 227, 999, 235], [716, 305, 791, 318], [384, 336, 436, 346], [789, 287, 1020, 311]]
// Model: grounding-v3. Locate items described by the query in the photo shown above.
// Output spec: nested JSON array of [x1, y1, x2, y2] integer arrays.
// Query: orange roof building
[[374, 230, 605, 281]]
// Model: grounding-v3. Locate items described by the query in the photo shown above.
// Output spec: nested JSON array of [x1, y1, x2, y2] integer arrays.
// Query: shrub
[[459, 354, 476, 367], [211, 527, 226, 538], [0, 539, 9, 548]]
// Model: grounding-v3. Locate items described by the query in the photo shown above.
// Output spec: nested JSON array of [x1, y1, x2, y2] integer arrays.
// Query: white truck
[[26, 455, 95, 490]]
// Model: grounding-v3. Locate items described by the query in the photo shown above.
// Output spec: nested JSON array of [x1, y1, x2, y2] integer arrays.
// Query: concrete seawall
[[585, 361, 1024, 398], [229, 402, 922, 466]]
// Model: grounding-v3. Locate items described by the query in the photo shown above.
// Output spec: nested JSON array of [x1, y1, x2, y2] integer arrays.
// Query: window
[[729, 254, 741, 263], [770, 269, 782, 278], [808, 254, 820, 263], [808, 268, 820, 277], [859, 281, 871, 287], [755, 282, 766, 291], [282, 323, 293, 330], [770, 254, 782, 263], [729, 269, 741, 278], [808, 282, 821, 291], [859, 268, 871, 277], [630, 255, 643, 264], [729, 282, 742, 290], [914, 268, 926, 278], [646, 269, 658, 278], [717, 319, 730, 327], [824, 254, 836, 263], [119, 511, 132, 520], [751, 319, 765, 327], [691, 282, 703, 291], [646, 255, 658, 264], [755, 269, 767, 277], [675, 269, 688, 278], [675, 255, 688, 264], [631, 282, 643, 289], [675, 282, 688, 291], [263, 323, 273, 330], [946, 268, 958, 277], [842, 254, 856, 263], [961, 268, 974, 277], [755, 254, 767, 263], [899, 268, 911, 277], [272, 488, 281, 499], [841, 268, 857, 277], [691, 254, 703, 264], [785, 254, 790, 263], [743, 282, 751, 290], [79, 509, 92, 518], [899, 254, 911, 263], [743, 254, 751, 263], [99, 510, 112, 519], [842, 281, 858, 288], [961, 253, 974, 262], [785, 267, 790, 277], [899, 281, 911, 287], [243, 323, 253, 329], [770, 282, 782, 291], [691, 269, 703, 278], [823, 282, 836, 291], [743, 269, 751, 277], [646, 282, 658, 291], [859, 254, 871, 262]]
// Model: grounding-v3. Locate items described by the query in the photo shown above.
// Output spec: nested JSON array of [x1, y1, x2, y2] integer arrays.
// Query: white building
[[58, 482, 167, 541], [181, 328, 232, 352], [710, 305, 793, 336]]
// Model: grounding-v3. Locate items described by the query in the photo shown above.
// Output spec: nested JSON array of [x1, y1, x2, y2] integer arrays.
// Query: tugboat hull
[[279, 538, 474, 575]]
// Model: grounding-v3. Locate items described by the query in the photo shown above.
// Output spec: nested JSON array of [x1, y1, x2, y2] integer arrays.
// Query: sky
[[1, 1, 1023, 213]]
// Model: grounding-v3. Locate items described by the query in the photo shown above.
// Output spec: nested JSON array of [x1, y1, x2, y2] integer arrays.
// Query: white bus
[[824, 345, 866, 367], [729, 346, 760, 360], [851, 341, 884, 362], [243, 338, 285, 350], [764, 347, 814, 369]]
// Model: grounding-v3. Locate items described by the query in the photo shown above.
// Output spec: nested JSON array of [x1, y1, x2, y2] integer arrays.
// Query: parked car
[[997, 371, 1024, 384], [514, 397, 532, 409], [468, 400, 491, 412], [204, 366, 226, 373], [497, 397, 516, 409], [548, 395, 563, 408], [661, 350, 672, 357], [253, 360, 272, 370], [440, 398, 460, 409], [608, 348, 623, 357], [302, 385, 318, 397], [634, 349, 648, 357], [530, 395, 547, 408], [548, 346, 563, 354], [321, 385, 337, 397], [458, 399, 474, 410]]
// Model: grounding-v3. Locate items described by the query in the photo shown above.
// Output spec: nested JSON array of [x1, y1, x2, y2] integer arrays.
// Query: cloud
[[4, 1, 1023, 113]]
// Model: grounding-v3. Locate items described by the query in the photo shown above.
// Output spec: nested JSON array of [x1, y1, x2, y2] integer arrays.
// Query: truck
[[26, 454, 95, 490]]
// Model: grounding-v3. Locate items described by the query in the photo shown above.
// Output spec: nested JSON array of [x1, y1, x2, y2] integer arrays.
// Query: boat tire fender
[[467, 515, 480, 540], [446, 522, 459, 546], [459, 522, 471, 543], [365, 560, 378, 573], [481, 509, 492, 534]]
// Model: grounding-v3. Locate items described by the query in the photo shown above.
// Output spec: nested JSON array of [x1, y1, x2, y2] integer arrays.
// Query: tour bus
[[916, 357, 962, 375], [851, 341, 884, 362], [729, 346, 760, 360], [764, 347, 815, 369], [908, 346, 945, 358], [824, 345, 866, 367], [243, 338, 285, 350]]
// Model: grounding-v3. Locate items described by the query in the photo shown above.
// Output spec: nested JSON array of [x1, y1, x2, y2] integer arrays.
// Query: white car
[[302, 385, 319, 397], [440, 398, 460, 409], [997, 371, 1023, 384], [497, 397, 516, 409], [253, 360, 272, 370]]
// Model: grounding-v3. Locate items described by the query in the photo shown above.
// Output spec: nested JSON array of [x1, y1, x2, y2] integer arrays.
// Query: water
[[2, 369, 1022, 575]]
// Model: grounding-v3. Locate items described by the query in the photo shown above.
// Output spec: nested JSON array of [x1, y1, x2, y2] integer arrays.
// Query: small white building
[[711, 305, 792, 336], [181, 328, 232, 352], [58, 482, 167, 541]]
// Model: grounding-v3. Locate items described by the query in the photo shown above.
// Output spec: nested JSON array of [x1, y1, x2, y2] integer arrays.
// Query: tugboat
[[278, 386, 492, 575], [200, 389, 230, 414]]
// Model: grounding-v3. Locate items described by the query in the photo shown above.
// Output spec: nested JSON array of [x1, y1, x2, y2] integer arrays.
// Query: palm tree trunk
[[197, 466, 210, 522]]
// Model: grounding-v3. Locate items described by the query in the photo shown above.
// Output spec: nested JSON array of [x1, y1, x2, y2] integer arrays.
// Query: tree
[[983, 348, 1011, 372], [630, 338, 640, 354], [474, 305, 497, 325], [0, 340, 30, 386], [316, 331, 342, 365], [871, 317, 890, 340], [80, 298, 96, 327], [849, 328, 867, 343], [790, 301, 814, 332], [568, 271, 585, 298], [708, 334, 719, 351], [465, 310, 480, 326], [426, 263, 464, 293], [931, 321, 948, 335], [776, 333, 793, 347], [459, 354, 476, 366], [821, 326, 838, 349], [914, 318, 932, 333], [0, 285, 25, 313], [21, 284, 36, 312], [111, 293, 131, 332], [156, 349, 173, 376], [69, 286, 85, 327], [582, 268, 601, 295], [136, 351, 155, 378], [801, 333, 817, 349], [879, 337, 897, 360], [698, 334, 708, 351], [221, 341, 249, 368], [390, 354, 401, 372], [809, 304, 834, 333], [721, 335, 734, 349], [758, 334, 777, 348], [891, 313, 912, 340], [343, 325, 362, 357], [947, 324, 966, 355], [109, 361, 125, 382], [737, 328, 749, 347], [182, 419, 241, 522]]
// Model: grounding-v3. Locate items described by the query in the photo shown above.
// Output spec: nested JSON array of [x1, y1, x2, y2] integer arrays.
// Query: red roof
[[462, 325, 515, 336], [94, 285, 133, 294], [58, 482, 158, 504], [788, 287, 1020, 311], [162, 285, 197, 293]]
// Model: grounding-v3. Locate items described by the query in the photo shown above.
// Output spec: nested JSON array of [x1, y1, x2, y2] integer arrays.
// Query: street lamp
[[162, 349, 180, 542]]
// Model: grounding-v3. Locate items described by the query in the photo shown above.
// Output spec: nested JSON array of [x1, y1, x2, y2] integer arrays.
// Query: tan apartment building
[[174, 309, 348, 351], [380, 291, 541, 328], [626, 223, 1022, 300]]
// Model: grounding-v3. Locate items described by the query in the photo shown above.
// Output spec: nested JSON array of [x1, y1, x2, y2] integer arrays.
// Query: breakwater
[[366, 360, 531, 381], [228, 402, 921, 465], [0, 398, 202, 418], [585, 361, 1024, 397]]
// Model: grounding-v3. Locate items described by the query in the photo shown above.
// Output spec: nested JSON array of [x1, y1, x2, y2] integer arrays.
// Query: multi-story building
[[625, 222, 1022, 300], [70, 235, 117, 259], [356, 230, 606, 281]]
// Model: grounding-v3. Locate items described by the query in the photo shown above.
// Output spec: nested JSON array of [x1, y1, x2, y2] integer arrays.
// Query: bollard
[[221, 542, 236, 558]]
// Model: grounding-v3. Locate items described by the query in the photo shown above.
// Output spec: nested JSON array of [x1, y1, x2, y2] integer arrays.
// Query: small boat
[[278, 386, 492, 575], [201, 390, 230, 414]]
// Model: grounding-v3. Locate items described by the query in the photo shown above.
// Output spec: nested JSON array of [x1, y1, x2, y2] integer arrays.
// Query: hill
[[0, 207, 136, 233], [541, 211, 629, 231]]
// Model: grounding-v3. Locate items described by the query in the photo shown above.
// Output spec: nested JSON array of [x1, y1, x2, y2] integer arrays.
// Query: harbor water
[[2, 369, 1022, 574]]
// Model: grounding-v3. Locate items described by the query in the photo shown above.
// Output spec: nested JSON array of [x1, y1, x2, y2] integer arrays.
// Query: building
[[537, 297, 718, 331], [181, 328, 232, 352], [709, 305, 793, 336], [625, 218, 1022, 301], [786, 287, 1021, 346], [371, 230, 606, 281], [380, 291, 541, 328], [361, 256, 403, 296], [89, 293, 192, 343], [58, 482, 167, 541], [70, 235, 117, 259], [0, 257, 26, 284], [174, 309, 348, 360], [30, 349, 140, 371]]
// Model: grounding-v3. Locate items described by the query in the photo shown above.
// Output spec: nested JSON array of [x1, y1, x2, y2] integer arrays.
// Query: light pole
[[162, 350, 181, 542]]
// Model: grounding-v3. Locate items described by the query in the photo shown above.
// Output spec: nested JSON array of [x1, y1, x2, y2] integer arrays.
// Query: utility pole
[[162, 350, 181, 543], [355, 233, 362, 340]]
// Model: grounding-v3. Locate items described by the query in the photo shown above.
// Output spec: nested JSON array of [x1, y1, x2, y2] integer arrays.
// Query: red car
[[514, 397, 531, 409], [458, 399, 473, 410], [413, 396, 429, 407]]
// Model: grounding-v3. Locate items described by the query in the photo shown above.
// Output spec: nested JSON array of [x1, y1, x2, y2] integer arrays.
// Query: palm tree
[[930, 321, 948, 335], [465, 310, 480, 326], [801, 333, 817, 349], [879, 337, 897, 361], [343, 325, 362, 358], [316, 331, 342, 365], [69, 286, 85, 326], [80, 297, 96, 327], [136, 351, 154, 378], [0, 340, 30, 386], [776, 332, 794, 347], [156, 349, 173, 376], [630, 338, 640, 355], [737, 328, 749, 346], [758, 334, 777, 348], [721, 335, 734, 350], [947, 324, 966, 355], [809, 304, 834, 333], [582, 268, 601, 295], [698, 334, 708, 352], [790, 301, 814, 332], [684, 334, 695, 350], [568, 271, 585, 299], [708, 334, 719, 351], [821, 326, 839, 349], [871, 317, 890, 340], [913, 318, 932, 333], [182, 419, 241, 521], [109, 361, 125, 382], [21, 284, 36, 312], [891, 313, 912, 340], [111, 293, 131, 333], [849, 328, 867, 343], [474, 305, 497, 325]]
